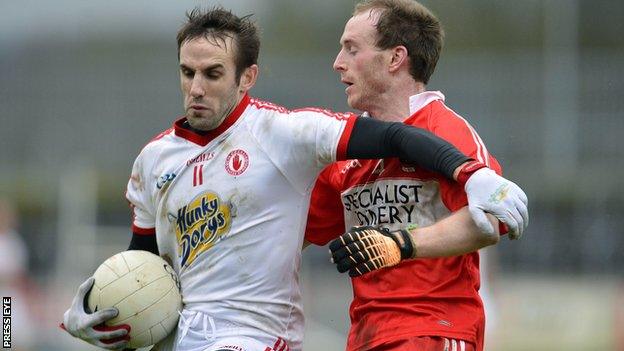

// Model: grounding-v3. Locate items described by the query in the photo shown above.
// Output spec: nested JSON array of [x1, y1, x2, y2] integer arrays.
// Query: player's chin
[[346, 95, 364, 111], [187, 114, 216, 131]]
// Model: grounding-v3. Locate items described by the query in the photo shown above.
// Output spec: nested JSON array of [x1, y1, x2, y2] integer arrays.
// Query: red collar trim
[[174, 94, 251, 146]]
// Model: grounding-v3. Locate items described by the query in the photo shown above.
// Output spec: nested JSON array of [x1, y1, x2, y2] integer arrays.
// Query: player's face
[[334, 11, 389, 112], [179, 36, 244, 131]]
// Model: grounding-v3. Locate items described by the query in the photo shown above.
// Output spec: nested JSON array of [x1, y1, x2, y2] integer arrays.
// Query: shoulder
[[133, 126, 177, 163], [426, 100, 470, 124], [249, 97, 354, 120], [248, 97, 290, 114]]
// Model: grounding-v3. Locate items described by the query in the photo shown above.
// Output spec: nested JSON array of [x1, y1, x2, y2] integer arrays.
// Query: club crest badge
[[225, 149, 249, 176]]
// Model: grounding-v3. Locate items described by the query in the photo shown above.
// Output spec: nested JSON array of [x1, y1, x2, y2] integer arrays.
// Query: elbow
[[479, 231, 500, 247]]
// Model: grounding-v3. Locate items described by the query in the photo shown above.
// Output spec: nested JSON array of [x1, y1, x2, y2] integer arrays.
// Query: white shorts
[[150, 310, 291, 351]]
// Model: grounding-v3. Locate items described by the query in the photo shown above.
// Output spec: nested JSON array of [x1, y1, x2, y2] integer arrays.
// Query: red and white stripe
[[443, 337, 467, 351], [443, 104, 491, 167], [272, 337, 289, 351], [193, 165, 203, 186]]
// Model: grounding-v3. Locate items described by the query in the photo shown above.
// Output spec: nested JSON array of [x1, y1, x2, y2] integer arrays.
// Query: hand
[[61, 277, 131, 350], [464, 167, 529, 239], [329, 226, 414, 277]]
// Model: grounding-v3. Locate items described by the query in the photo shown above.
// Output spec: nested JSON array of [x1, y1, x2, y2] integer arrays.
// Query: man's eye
[[182, 69, 193, 77]]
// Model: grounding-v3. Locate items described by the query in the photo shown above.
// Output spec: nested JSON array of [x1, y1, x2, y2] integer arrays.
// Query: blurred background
[[1, 0, 623, 350]]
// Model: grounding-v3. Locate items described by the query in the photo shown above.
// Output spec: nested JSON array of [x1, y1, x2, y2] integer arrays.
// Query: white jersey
[[126, 94, 356, 350]]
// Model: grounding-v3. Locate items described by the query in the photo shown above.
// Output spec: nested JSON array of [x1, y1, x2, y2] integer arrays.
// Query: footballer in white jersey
[[60, 7, 528, 351], [126, 94, 356, 350]]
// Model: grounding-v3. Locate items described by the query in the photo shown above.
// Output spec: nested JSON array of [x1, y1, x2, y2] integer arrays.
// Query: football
[[87, 250, 182, 348]]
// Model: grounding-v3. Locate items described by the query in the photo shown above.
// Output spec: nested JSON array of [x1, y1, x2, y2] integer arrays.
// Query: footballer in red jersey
[[305, 1, 527, 350]]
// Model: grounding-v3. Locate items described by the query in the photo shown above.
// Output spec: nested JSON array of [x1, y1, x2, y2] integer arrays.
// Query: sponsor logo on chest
[[341, 179, 445, 229], [174, 192, 231, 268]]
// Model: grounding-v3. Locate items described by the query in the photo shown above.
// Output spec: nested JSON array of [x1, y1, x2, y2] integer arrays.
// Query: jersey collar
[[408, 91, 445, 115], [174, 93, 251, 146]]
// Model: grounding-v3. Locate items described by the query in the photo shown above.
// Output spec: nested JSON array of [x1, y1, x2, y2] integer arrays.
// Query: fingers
[[504, 207, 522, 240], [508, 182, 529, 230], [511, 182, 529, 205], [516, 195, 529, 231], [94, 337, 130, 350], [336, 250, 369, 273], [468, 206, 495, 236], [86, 308, 120, 328], [72, 277, 95, 309], [85, 324, 130, 342], [348, 261, 379, 277], [330, 241, 364, 263], [91, 323, 131, 341], [328, 227, 368, 252], [499, 193, 525, 239]]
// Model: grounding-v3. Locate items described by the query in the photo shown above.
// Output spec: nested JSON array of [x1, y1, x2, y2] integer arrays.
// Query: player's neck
[[367, 82, 426, 122]]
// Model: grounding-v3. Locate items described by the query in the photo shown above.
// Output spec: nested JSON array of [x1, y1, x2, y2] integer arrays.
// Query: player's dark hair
[[355, 0, 443, 84], [177, 6, 260, 81]]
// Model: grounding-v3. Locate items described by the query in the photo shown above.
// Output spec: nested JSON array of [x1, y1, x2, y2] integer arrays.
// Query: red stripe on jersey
[[441, 103, 490, 167], [291, 107, 353, 120], [134, 128, 175, 156], [150, 127, 174, 143], [273, 337, 289, 351], [336, 115, 358, 161], [198, 165, 203, 185], [132, 224, 155, 235], [193, 166, 197, 186], [249, 98, 289, 113]]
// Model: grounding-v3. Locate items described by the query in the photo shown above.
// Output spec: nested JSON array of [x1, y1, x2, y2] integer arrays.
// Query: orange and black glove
[[329, 226, 414, 277]]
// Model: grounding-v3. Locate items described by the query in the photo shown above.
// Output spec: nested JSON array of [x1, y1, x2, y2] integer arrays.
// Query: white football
[[87, 250, 182, 349]]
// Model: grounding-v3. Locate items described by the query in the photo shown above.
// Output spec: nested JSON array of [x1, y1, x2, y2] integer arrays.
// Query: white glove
[[464, 168, 529, 239], [62, 277, 130, 350]]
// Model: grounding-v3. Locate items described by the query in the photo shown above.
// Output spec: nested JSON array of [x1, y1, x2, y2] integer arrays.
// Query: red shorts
[[368, 336, 475, 351]]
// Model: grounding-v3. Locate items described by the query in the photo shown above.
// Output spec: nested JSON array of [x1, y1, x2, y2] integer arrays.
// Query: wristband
[[456, 160, 488, 186]]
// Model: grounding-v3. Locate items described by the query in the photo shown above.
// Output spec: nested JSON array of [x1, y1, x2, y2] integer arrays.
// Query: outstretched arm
[[345, 116, 528, 238], [330, 208, 499, 277]]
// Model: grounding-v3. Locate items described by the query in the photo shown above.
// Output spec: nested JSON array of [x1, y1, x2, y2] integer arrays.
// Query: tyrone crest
[[225, 149, 249, 176]]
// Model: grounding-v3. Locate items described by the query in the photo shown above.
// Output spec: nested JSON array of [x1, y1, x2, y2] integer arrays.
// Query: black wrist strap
[[382, 228, 415, 259]]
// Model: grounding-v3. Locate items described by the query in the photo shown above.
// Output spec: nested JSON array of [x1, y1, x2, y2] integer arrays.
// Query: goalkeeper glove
[[457, 160, 529, 240], [329, 226, 415, 277], [61, 277, 131, 350]]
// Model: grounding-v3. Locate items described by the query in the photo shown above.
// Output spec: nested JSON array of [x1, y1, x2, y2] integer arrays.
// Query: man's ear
[[388, 46, 409, 73], [239, 64, 258, 93]]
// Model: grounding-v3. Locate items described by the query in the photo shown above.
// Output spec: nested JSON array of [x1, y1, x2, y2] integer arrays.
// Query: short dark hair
[[355, 0, 444, 84], [176, 6, 260, 81]]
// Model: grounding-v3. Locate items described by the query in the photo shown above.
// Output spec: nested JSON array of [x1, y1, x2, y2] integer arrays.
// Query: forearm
[[409, 207, 499, 258], [346, 117, 470, 180]]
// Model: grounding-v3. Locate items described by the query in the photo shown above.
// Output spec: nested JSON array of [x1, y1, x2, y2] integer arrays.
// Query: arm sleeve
[[125, 151, 156, 233], [346, 117, 470, 180], [305, 165, 346, 246], [128, 232, 159, 255]]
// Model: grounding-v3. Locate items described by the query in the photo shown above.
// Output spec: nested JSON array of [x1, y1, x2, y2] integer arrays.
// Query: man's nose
[[333, 51, 346, 72], [190, 75, 205, 97]]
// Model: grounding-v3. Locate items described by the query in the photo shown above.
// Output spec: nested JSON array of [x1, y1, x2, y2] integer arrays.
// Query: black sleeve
[[346, 116, 470, 180], [128, 233, 159, 255]]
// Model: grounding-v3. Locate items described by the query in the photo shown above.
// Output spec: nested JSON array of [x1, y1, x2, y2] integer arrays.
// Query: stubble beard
[[186, 87, 240, 132]]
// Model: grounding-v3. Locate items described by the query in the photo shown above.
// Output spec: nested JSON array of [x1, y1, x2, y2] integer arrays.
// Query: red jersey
[[305, 91, 502, 351]]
